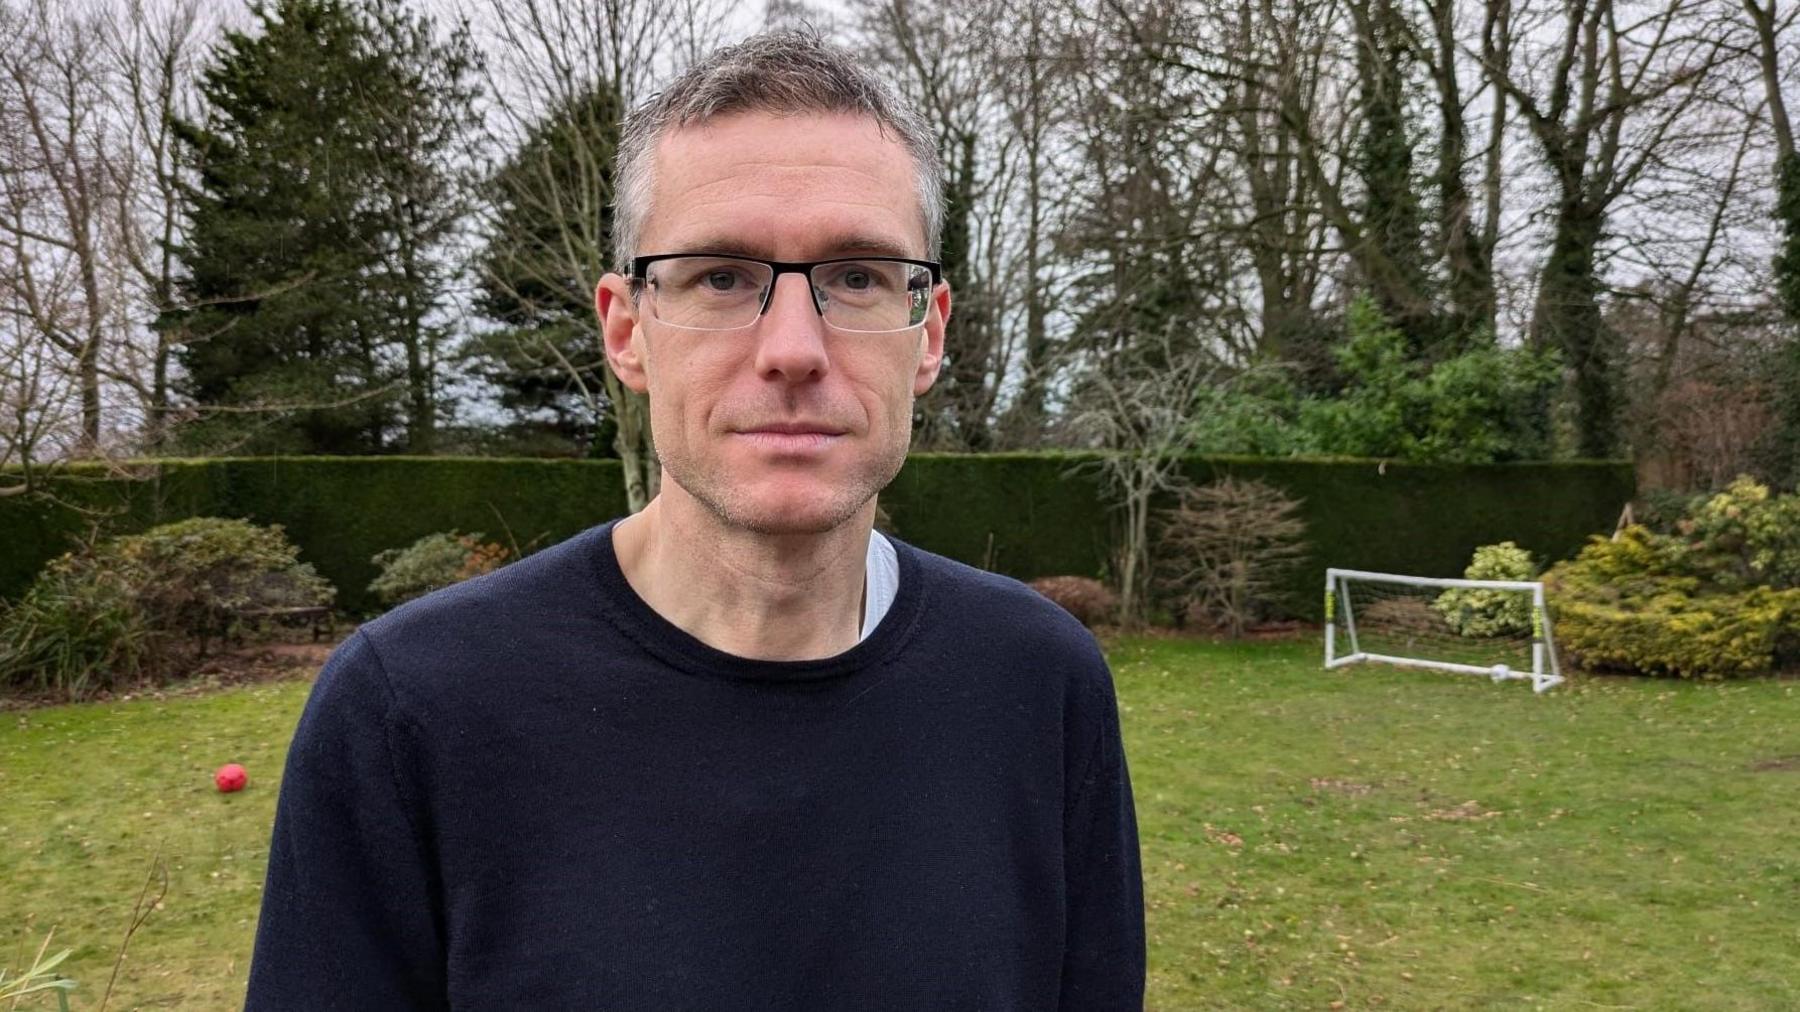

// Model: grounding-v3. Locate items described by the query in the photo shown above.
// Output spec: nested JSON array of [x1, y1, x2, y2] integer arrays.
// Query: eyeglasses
[[630, 254, 941, 334]]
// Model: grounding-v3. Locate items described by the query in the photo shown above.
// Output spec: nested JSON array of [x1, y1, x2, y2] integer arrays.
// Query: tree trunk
[[400, 257, 435, 453], [606, 370, 658, 513], [78, 328, 101, 454], [1479, 0, 1509, 330], [1531, 198, 1619, 457], [1350, 0, 1435, 352], [1433, 0, 1493, 346], [1119, 474, 1151, 629]]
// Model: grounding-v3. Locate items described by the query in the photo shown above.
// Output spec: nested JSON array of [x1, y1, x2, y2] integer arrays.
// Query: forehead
[[642, 110, 926, 260]]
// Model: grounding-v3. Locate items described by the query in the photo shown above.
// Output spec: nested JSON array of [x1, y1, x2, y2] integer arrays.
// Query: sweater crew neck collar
[[588, 520, 926, 683]]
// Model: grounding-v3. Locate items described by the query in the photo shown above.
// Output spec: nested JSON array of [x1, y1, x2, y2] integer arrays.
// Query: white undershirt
[[860, 531, 899, 642], [612, 514, 898, 644]]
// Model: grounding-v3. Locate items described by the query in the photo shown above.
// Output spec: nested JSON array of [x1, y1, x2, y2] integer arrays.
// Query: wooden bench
[[233, 605, 336, 643]]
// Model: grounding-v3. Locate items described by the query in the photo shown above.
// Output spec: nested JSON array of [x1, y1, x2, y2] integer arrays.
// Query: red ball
[[215, 763, 248, 793]]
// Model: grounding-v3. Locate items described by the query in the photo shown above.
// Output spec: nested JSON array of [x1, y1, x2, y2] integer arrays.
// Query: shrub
[[1545, 527, 1800, 678], [105, 518, 334, 653], [1432, 541, 1536, 638], [1634, 488, 1699, 535], [1153, 477, 1308, 638], [0, 518, 330, 698], [369, 532, 512, 606], [1029, 576, 1118, 628], [0, 554, 149, 698], [1680, 476, 1800, 590], [1293, 294, 1561, 463]]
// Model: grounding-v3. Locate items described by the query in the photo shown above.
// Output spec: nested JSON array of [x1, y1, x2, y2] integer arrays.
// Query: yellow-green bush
[[1433, 541, 1536, 637], [1681, 476, 1800, 589], [1546, 527, 1800, 678]]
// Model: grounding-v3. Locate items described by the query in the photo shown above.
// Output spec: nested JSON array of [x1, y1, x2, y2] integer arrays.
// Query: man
[[247, 31, 1144, 1010]]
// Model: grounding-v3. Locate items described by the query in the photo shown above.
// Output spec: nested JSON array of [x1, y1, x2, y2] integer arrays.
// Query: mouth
[[731, 422, 848, 453]]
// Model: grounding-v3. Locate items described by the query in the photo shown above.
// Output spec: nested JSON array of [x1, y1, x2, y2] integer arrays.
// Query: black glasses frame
[[630, 253, 943, 329]]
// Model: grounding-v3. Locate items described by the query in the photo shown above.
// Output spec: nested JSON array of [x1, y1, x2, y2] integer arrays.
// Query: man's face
[[597, 111, 949, 536]]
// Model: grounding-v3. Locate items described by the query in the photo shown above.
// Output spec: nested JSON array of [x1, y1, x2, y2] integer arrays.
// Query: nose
[[752, 271, 831, 383]]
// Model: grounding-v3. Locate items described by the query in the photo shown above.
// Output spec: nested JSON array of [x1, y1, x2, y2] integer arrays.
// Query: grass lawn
[[3, 636, 1798, 1009]]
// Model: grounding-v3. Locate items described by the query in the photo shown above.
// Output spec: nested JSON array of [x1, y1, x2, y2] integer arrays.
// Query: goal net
[[1323, 567, 1564, 693]]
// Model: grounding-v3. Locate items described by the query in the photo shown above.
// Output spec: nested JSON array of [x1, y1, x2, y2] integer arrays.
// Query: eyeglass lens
[[645, 257, 931, 332]]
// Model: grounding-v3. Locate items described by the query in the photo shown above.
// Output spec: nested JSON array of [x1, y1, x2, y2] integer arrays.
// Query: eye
[[841, 269, 873, 291], [703, 270, 742, 292]]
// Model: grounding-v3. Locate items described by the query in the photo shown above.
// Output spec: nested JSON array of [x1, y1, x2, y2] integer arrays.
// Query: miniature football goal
[[1323, 567, 1564, 693]]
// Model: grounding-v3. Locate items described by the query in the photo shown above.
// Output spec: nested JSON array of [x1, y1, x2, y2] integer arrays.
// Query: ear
[[913, 280, 952, 397], [597, 273, 649, 394]]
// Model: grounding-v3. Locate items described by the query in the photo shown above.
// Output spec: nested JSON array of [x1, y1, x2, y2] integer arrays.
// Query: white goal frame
[[1324, 567, 1565, 694]]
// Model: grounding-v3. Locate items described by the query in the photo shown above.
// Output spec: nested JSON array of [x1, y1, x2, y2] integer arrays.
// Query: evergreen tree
[[168, 0, 476, 454], [471, 83, 623, 457], [360, 0, 481, 455], [926, 129, 998, 450]]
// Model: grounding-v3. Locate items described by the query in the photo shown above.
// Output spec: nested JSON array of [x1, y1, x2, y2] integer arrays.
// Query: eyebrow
[[659, 232, 922, 261]]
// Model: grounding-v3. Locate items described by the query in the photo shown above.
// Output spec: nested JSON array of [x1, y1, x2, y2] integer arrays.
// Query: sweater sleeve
[[246, 631, 448, 1010], [1059, 658, 1147, 1011]]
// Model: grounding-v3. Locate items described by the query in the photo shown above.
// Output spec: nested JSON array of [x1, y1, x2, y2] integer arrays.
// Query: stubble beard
[[658, 423, 913, 537]]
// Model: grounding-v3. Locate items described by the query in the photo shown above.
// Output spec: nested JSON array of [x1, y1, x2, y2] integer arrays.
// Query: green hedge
[[888, 454, 1636, 617], [2, 458, 628, 614], [2, 454, 1633, 617]]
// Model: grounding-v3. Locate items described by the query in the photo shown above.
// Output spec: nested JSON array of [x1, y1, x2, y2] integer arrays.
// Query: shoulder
[[344, 524, 612, 702], [894, 537, 1109, 676], [891, 540, 1123, 781], [365, 524, 601, 635]]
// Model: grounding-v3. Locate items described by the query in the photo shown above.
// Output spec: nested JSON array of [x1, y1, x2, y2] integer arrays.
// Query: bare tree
[[1214, 0, 1345, 377], [468, 0, 730, 511], [1740, 0, 1797, 315], [1483, 0, 1731, 457], [1635, 106, 1761, 403], [847, 0, 1058, 449], [0, 299, 81, 495], [1735, 0, 1800, 482], [0, 0, 121, 457], [1422, 0, 1500, 340], [988, 0, 1076, 444], [96, 0, 208, 450], [1068, 327, 1220, 628]]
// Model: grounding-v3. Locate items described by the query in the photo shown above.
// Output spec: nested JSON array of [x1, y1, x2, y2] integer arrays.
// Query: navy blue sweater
[[247, 523, 1144, 1009]]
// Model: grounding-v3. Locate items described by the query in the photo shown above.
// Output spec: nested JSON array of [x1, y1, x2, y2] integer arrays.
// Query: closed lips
[[737, 422, 846, 435]]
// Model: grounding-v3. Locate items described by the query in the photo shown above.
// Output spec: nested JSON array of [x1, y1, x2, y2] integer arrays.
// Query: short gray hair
[[612, 31, 943, 269]]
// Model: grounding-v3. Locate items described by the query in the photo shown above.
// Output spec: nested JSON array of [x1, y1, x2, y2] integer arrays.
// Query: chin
[[660, 439, 906, 538], [717, 487, 870, 536]]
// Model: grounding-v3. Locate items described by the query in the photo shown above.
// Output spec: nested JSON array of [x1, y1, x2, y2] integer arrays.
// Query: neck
[[611, 485, 873, 661]]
